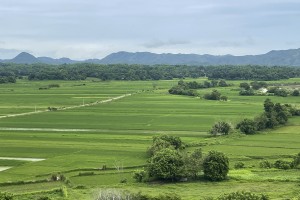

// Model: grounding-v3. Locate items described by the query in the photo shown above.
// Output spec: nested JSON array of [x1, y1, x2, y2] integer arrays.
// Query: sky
[[0, 0, 300, 60]]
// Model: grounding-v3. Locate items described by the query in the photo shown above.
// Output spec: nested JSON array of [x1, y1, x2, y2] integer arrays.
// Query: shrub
[[291, 152, 300, 168], [217, 191, 269, 200], [48, 84, 60, 88], [240, 82, 250, 90], [59, 186, 68, 197], [203, 151, 229, 181], [259, 160, 273, 169], [203, 90, 221, 100], [236, 119, 257, 134], [220, 96, 228, 101], [79, 172, 94, 176], [0, 192, 13, 200], [133, 169, 146, 182], [292, 89, 300, 96], [239, 89, 255, 96], [234, 162, 245, 169], [273, 160, 291, 170], [209, 121, 232, 136]]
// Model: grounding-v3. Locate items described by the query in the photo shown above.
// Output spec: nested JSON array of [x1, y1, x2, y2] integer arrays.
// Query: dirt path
[[0, 93, 133, 120], [0, 157, 45, 161]]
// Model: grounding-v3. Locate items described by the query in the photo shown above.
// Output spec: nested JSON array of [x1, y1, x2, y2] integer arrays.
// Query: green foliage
[[209, 121, 232, 136], [147, 135, 183, 156], [292, 89, 300, 96], [236, 118, 257, 134], [203, 151, 229, 181], [203, 90, 221, 100], [240, 82, 250, 90], [148, 148, 184, 181], [59, 186, 68, 198], [273, 160, 291, 170], [217, 191, 269, 200], [184, 148, 203, 178], [133, 169, 147, 182], [250, 81, 268, 90], [234, 162, 245, 169], [268, 87, 289, 97], [220, 96, 228, 101], [291, 152, 300, 168], [239, 89, 255, 96], [0, 192, 13, 200], [37, 196, 52, 200], [259, 160, 273, 169], [169, 80, 229, 97], [78, 171, 95, 176]]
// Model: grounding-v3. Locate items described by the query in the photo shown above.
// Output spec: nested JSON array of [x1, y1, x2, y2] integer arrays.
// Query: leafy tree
[[148, 148, 184, 181], [203, 151, 229, 181], [236, 119, 257, 134], [147, 134, 183, 156], [250, 81, 267, 90], [203, 90, 221, 100], [209, 121, 231, 136], [220, 96, 228, 101], [240, 82, 250, 90], [263, 98, 274, 113], [184, 148, 203, 178], [239, 89, 255, 96], [218, 80, 228, 87], [292, 89, 300, 96]]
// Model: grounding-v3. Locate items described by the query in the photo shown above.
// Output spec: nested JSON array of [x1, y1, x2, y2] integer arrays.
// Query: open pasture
[[0, 78, 299, 199]]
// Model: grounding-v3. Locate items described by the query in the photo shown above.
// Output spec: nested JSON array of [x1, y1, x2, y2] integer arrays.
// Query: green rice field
[[0, 78, 299, 199]]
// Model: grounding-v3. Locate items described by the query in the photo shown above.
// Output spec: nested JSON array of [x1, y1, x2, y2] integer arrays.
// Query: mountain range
[[1, 48, 300, 66]]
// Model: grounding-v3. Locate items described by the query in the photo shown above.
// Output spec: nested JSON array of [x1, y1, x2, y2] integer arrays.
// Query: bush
[[234, 162, 245, 169], [133, 169, 147, 182], [273, 160, 291, 170], [236, 119, 257, 134], [78, 172, 94, 176], [203, 151, 229, 181], [259, 160, 273, 169], [148, 148, 184, 181], [217, 191, 269, 200], [147, 134, 183, 156], [292, 89, 300, 96], [239, 89, 255, 96], [48, 84, 60, 88], [0, 192, 13, 200], [240, 82, 250, 90], [220, 96, 228, 101], [203, 90, 221, 100], [209, 121, 232, 136], [291, 152, 300, 168]]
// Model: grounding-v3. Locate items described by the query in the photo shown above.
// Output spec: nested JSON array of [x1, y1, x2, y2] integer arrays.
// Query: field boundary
[[0, 93, 133, 120]]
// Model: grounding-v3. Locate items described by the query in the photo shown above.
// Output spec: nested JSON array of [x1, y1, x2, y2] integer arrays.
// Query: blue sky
[[0, 0, 300, 59]]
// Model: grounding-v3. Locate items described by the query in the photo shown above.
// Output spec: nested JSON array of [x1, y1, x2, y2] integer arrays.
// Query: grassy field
[[0, 78, 299, 199]]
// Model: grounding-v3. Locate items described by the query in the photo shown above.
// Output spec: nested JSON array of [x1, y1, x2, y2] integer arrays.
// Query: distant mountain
[[1, 48, 300, 66], [10, 52, 40, 64], [100, 49, 300, 66], [37, 57, 78, 65]]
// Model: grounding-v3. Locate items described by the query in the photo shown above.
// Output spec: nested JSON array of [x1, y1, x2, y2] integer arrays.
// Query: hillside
[[1, 48, 300, 66]]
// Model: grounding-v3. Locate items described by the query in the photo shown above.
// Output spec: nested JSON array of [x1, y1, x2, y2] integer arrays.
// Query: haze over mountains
[[1, 48, 300, 66]]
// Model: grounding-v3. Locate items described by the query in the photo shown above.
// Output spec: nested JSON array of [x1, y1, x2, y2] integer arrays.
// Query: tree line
[[1, 63, 300, 82]]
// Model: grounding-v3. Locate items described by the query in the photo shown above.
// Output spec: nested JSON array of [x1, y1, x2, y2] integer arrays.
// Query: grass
[[0, 78, 299, 199]]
